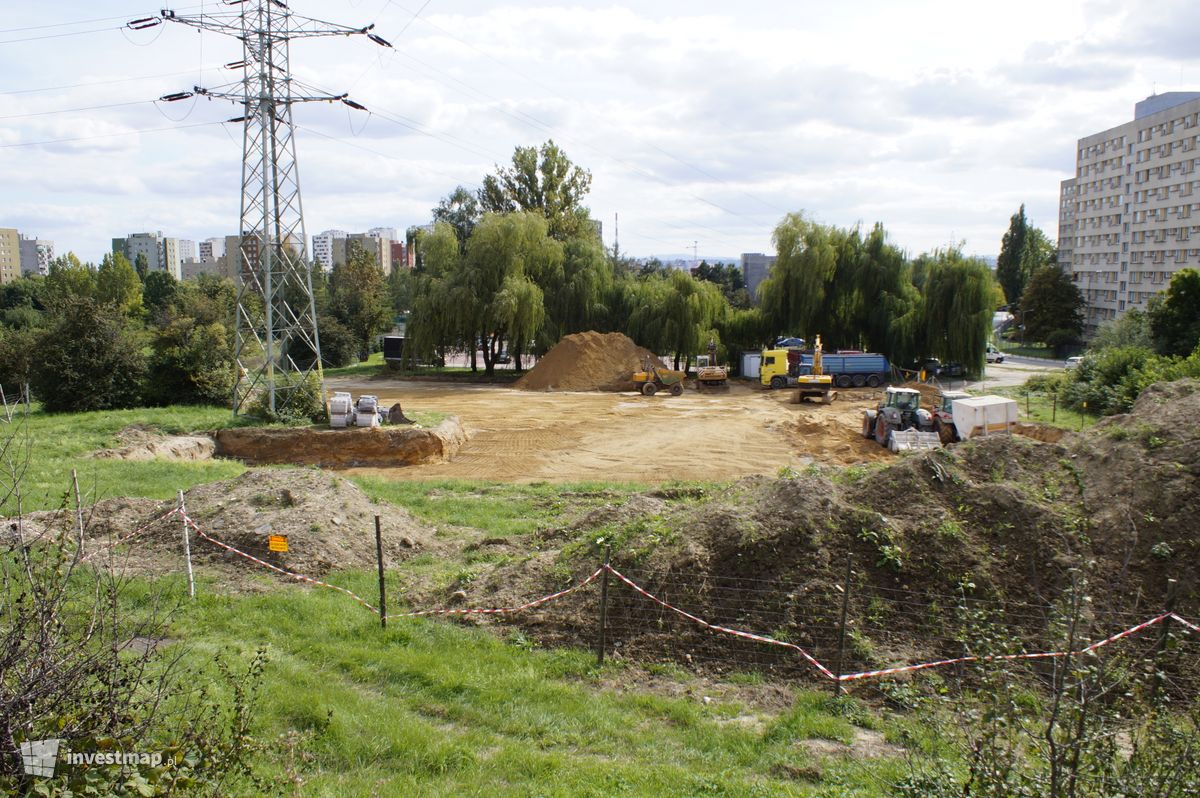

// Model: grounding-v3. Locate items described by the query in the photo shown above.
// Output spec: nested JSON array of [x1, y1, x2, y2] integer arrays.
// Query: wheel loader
[[631, 359, 686, 396]]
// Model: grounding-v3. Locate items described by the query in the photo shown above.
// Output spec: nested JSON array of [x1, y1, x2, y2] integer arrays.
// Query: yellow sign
[[268, 535, 288, 553]]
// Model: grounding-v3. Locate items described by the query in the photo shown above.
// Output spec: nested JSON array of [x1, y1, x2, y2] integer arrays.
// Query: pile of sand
[[515, 331, 661, 392]]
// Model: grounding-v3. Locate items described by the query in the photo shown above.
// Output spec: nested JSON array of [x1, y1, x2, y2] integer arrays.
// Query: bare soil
[[515, 331, 661, 392], [332, 378, 892, 484], [92, 425, 215, 461]]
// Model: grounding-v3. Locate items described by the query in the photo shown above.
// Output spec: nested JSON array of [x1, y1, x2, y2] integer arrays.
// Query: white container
[[329, 392, 353, 428], [951, 396, 1018, 440], [740, 352, 762, 379]]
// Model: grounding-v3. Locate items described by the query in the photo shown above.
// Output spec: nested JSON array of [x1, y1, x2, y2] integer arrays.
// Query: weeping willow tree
[[759, 213, 921, 364], [920, 247, 996, 373], [537, 234, 614, 352]]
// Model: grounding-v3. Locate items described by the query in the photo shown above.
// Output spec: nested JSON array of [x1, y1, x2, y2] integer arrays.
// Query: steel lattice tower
[[150, 3, 389, 415]]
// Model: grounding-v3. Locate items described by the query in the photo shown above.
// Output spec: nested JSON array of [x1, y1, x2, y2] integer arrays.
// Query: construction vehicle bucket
[[888, 429, 943, 453]]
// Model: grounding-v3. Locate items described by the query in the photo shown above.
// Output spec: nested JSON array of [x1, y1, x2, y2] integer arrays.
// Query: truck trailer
[[760, 349, 889, 389]]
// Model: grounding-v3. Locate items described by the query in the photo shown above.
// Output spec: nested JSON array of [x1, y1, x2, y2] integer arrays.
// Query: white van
[[985, 345, 1005, 364]]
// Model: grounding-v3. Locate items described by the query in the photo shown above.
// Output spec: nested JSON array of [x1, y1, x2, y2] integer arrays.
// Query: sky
[[1, 0, 1198, 265]]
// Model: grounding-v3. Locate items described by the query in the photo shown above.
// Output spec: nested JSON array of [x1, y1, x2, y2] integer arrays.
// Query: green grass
[[5, 404, 249, 513], [992, 386, 1098, 431], [997, 342, 1057, 359], [139, 571, 908, 796], [322, 352, 386, 379], [351, 478, 645, 539]]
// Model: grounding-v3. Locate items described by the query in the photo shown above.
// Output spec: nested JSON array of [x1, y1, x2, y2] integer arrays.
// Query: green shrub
[[247, 372, 326, 424], [146, 318, 236, 405], [30, 298, 146, 412]]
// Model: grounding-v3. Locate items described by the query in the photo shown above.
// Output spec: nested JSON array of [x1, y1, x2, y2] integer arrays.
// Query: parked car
[[985, 345, 1005, 363], [774, 336, 805, 348], [936, 362, 965, 379], [1065, 356, 1084, 370], [494, 350, 512, 365]]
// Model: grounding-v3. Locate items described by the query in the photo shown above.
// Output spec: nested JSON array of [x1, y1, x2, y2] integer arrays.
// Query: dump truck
[[632, 359, 686, 396], [761, 349, 889, 389], [862, 386, 941, 452], [932, 392, 1018, 443]]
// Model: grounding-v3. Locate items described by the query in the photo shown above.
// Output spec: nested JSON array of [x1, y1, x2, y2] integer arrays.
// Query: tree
[[145, 318, 235, 405], [31, 298, 145, 411], [134, 251, 149, 281], [142, 269, 179, 321], [996, 205, 1055, 306], [479, 140, 594, 241], [329, 241, 392, 361], [1020, 264, 1085, 355], [921, 248, 995, 373], [1148, 267, 1200, 356], [1090, 308, 1153, 352], [660, 269, 726, 369], [996, 205, 1029, 305], [42, 252, 95, 308], [693, 261, 751, 309], [462, 212, 562, 373], [432, 185, 481, 250], [96, 252, 144, 316], [538, 234, 613, 350]]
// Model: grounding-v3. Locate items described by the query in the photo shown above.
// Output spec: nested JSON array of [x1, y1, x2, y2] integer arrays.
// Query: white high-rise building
[[18, 234, 54, 276], [1059, 91, 1200, 337], [366, 226, 397, 241], [177, 239, 196, 262], [312, 229, 348, 272]]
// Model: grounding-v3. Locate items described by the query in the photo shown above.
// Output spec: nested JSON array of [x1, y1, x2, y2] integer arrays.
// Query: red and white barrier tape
[[182, 513, 382, 615], [396, 566, 605, 618], [80, 505, 180, 563], [112, 511, 1200, 684], [604, 565, 838, 680]]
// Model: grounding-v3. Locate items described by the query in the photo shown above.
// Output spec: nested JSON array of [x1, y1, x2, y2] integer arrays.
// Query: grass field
[[991, 386, 1099, 431], [145, 571, 912, 797], [4, 404, 248, 513]]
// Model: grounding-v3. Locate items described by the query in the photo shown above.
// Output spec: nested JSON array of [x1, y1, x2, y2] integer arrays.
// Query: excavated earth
[[213, 417, 465, 467]]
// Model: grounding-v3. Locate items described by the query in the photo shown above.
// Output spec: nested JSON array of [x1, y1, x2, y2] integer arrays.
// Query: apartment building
[[0, 228, 19, 284], [312, 229, 348, 272], [1059, 91, 1200, 336], [740, 252, 776, 303], [112, 231, 182, 280]]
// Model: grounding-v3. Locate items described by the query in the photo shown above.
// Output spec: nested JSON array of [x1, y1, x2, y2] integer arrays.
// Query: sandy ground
[[331, 360, 1060, 484], [330, 379, 890, 484]]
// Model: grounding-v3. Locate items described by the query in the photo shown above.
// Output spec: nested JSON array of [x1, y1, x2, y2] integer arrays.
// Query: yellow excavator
[[793, 335, 835, 404]]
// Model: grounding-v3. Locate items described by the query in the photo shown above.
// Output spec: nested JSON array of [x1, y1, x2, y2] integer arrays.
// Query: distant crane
[[145, 2, 391, 415]]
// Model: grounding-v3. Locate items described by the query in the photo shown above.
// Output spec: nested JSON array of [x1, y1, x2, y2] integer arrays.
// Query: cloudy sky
[[1, 0, 1196, 264]]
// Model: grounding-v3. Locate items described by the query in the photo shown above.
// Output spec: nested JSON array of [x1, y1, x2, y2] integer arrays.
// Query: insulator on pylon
[[160, 91, 194, 102], [128, 17, 162, 29], [368, 33, 392, 48], [225, 59, 250, 69], [342, 99, 367, 111], [226, 116, 249, 123]]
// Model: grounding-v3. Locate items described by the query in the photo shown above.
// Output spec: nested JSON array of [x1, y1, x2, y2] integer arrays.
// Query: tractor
[[862, 387, 940, 452]]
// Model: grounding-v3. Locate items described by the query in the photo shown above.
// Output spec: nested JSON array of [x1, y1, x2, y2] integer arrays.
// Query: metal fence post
[[375, 515, 387, 630], [179, 490, 195, 599], [1153, 578, 1178, 702], [833, 554, 852, 696], [596, 546, 612, 665]]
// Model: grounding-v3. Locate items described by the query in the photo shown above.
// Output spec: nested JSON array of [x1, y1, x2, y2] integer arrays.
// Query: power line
[[0, 25, 126, 45], [0, 100, 155, 120], [0, 120, 223, 149], [0, 67, 219, 96], [0, 7, 205, 34]]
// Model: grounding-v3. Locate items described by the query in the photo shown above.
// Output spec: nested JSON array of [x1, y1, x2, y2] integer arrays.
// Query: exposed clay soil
[[213, 417, 465, 468], [514, 331, 661, 392]]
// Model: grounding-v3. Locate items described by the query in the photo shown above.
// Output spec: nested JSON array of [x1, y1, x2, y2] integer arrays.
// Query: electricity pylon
[[147, 2, 390, 415]]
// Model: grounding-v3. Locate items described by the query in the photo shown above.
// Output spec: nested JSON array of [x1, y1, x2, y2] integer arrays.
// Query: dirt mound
[[782, 412, 892, 465], [93, 425, 215, 461], [213, 418, 465, 467], [896, 381, 942, 404], [515, 331, 660, 392], [37, 469, 438, 581]]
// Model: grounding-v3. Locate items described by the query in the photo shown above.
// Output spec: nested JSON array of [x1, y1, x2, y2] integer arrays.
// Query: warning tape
[[109, 510, 1200, 685], [182, 513, 382, 615], [80, 505, 180, 563], [604, 565, 837, 680], [395, 567, 605, 618]]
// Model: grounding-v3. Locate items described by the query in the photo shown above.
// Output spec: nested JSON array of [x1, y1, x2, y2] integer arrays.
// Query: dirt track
[[330, 378, 891, 483]]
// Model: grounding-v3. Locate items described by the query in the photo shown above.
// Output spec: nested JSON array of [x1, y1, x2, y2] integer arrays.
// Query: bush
[[1062, 343, 1200, 415], [145, 318, 236, 405], [0, 327, 38, 400], [30, 298, 146, 411], [247, 372, 325, 424], [288, 314, 356, 370]]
